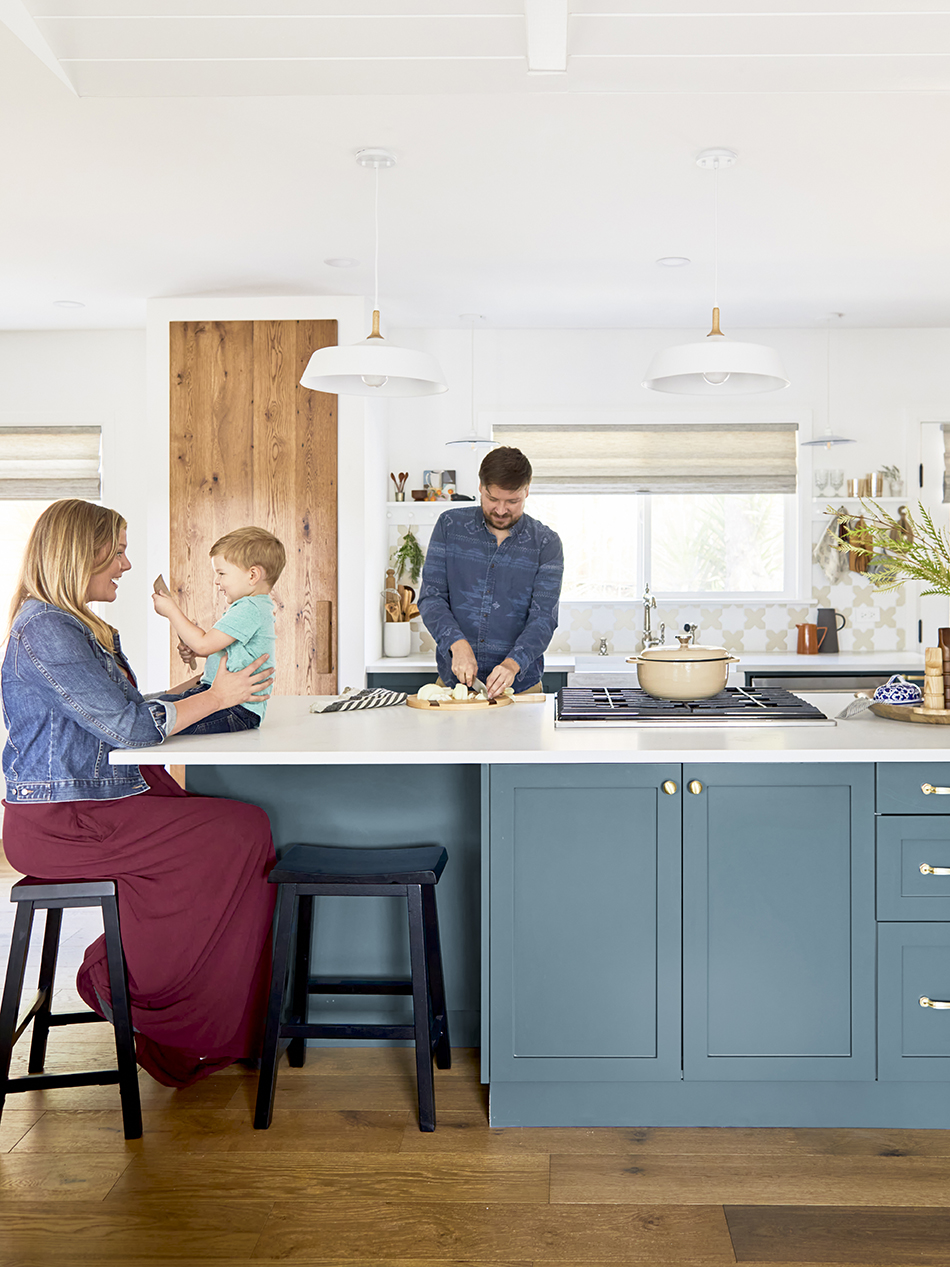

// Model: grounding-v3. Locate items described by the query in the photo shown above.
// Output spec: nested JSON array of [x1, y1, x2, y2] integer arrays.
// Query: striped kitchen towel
[[309, 687, 407, 714]]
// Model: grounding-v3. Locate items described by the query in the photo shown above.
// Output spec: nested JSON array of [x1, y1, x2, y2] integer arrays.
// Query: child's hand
[[177, 639, 200, 666], [152, 592, 179, 619]]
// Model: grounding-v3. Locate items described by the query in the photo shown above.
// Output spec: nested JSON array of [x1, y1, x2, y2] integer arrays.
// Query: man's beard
[[486, 509, 520, 527]]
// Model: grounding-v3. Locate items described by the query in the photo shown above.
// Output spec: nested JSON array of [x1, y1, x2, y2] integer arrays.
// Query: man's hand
[[486, 657, 520, 699], [450, 638, 478, 688]]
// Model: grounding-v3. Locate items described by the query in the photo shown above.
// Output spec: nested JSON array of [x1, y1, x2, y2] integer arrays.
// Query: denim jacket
[[2, 599, 176, 804]]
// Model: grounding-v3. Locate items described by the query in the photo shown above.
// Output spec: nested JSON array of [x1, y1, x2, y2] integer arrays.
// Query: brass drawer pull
[[921, 783, 950, 795], [920, 863, 950, 876], [688, 780, 703, 795], [920, 996, 950, 1009], [662, 781, 678, 795]]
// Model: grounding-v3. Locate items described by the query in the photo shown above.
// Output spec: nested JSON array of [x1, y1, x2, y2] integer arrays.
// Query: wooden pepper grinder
[[939, 628, 950, 709], [924, 646, 945, 711]]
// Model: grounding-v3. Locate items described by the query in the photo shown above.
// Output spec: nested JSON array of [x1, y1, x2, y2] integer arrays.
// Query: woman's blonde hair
[[9, 499, 127, 651]]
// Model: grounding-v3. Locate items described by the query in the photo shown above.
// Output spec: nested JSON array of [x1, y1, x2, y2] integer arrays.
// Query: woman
[[1, 500, 277, 1088]]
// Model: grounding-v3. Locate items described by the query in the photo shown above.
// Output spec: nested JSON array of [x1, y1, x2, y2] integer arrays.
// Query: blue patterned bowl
[[873, 674, 923, 706]]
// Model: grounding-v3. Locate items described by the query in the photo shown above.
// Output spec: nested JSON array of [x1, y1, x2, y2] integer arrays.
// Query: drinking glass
[[829, 469, 844, 495], [814, 469, 829, 497]]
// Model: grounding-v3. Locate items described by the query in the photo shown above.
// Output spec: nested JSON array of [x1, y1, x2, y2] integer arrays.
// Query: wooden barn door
[[169, 319, 337, 697]]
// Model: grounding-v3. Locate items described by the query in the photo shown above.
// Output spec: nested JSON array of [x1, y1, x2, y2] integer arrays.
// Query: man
[[418, 446, 563, 699]]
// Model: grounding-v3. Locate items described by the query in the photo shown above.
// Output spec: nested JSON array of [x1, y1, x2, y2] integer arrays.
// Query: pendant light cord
[[713, 157, 719, 312], [373, 164, 380, 313], [470, 318, 476, 434]]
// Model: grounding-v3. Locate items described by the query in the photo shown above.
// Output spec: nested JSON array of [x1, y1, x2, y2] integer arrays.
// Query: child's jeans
[[156, 683, 262, 736]]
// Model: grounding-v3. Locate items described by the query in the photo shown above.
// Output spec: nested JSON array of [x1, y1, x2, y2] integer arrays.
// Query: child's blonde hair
[[210, 526, 286, 586], [9, 499, 126, 651]]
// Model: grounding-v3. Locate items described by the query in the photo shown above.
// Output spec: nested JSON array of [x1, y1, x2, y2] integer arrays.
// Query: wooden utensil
[[384, 601, 401, 624], [153, 573, 197, 670]]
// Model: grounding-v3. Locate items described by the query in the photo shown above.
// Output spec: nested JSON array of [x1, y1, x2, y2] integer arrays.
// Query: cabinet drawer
[[877, 764, 950, 815], [877, 817, 950, 920], [878, 923, 950, 1080]]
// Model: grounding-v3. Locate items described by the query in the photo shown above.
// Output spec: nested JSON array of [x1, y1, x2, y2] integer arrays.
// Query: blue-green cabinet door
[[878, 922, 950, 1080], [682, 763, 876, 1081], [488, 764, 682, 1082]]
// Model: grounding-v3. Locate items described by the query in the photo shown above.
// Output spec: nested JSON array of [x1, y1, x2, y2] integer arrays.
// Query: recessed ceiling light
[[53, 299, 85, 308], [656, 257, 691, 268], [324, 258, 359, 268]]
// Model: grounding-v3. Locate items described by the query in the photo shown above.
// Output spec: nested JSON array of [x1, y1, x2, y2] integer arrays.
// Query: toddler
[[152, 526, 286, 734]]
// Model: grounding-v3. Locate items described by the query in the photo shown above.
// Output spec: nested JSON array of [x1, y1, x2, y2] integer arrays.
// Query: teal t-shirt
[[200, 594, 275, 719]]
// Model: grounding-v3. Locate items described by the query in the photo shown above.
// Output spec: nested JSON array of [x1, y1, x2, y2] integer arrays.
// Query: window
[[491, 420, 799, 602], [0, 427, 102, 626], [529, 492, 796, 601]]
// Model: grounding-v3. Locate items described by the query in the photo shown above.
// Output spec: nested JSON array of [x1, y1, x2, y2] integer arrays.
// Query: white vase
[[383, 622, 411, 657]]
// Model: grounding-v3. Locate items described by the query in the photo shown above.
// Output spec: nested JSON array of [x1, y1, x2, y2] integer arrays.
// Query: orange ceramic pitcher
[[796, 623, 826, 655]]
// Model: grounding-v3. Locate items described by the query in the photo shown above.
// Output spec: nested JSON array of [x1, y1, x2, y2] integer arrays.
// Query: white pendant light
[[801, 314, 855, 448], [643, 150, 789, 396], [300, 149, 447, 398], [447, 314, 497, 449]]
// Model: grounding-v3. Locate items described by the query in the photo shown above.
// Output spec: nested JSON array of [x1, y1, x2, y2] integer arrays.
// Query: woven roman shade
[[942, 423, 950, 504], [0, 427, 101, 499], [491, 423, 798, 494]]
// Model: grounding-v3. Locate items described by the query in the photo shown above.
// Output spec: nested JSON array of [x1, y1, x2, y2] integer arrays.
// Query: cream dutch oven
[[634, 636, 740, 701]]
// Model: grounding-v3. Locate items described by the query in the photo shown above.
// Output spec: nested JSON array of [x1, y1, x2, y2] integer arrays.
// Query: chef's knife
[[472, 676, 490, 698]]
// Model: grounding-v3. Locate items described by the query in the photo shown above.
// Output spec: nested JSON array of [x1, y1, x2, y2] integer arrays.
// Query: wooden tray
[[406, 693, 513, 711], [870, 702, 950, 725]]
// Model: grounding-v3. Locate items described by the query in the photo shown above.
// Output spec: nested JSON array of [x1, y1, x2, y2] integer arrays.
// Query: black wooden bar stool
[[254, 843, 450, 1133], [0, 877, 142, 1140]]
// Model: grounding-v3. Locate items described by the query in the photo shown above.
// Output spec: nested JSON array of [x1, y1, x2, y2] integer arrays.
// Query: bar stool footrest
[[306, 976, 413, 996], [5, 1070, 122, 1092]]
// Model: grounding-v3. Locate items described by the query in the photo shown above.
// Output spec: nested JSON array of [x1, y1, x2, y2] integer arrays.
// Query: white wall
[[0, 328, 149, 663]]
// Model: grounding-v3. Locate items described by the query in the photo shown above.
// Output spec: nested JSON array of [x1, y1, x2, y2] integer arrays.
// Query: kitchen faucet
[[640, 585, 665, 651]]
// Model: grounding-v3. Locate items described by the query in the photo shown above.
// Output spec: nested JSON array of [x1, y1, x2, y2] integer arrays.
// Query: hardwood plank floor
[[5, 848, 950, 1265]]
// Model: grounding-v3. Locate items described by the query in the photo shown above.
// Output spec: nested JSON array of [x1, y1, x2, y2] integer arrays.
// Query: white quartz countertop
[[110, 691, 950, 767]]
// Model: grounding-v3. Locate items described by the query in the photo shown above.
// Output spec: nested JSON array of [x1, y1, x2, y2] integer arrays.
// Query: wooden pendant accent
[[169, 319, 338, 696]]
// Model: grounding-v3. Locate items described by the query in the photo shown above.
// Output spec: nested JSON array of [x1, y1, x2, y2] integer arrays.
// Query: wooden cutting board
[[406, 694, 514, 711]]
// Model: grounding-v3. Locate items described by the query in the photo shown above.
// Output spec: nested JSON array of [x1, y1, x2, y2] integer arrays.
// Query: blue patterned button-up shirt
[[418, 506, 563, 691]]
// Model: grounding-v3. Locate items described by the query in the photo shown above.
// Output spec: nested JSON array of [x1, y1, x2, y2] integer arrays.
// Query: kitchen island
[[112, 695, 950, 1128]]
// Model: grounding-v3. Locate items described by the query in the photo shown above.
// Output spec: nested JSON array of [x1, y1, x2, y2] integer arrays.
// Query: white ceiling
[[3, 1, 950, 331]]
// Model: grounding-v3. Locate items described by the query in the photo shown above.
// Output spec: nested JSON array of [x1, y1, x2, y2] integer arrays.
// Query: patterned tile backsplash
[[413, 567, 908, 657]]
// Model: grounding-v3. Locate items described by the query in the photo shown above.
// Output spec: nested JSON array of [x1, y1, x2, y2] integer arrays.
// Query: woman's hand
[[205, 651, 274, 710]]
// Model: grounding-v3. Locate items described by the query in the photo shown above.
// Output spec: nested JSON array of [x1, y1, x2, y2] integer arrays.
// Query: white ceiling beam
[[0, 0, 75, 90], [525, 0, 568, 72]]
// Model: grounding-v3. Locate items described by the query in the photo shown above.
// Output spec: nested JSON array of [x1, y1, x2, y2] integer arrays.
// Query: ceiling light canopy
[[643, 150, 789, 397], [300, 149, 447, 399]]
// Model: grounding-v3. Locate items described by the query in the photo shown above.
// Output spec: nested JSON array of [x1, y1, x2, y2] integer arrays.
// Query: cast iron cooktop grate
[[555, 686, 834, 726]]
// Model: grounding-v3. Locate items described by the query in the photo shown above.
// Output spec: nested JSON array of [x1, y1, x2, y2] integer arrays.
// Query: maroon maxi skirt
[[2, 766, 276, 1088]]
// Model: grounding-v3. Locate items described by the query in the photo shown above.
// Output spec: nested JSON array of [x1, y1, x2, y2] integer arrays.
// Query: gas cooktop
[[555, 686, 835, 727]]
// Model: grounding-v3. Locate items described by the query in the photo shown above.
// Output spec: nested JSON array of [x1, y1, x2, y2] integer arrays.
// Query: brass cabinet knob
[[688, 780, 704, 795], [662, 781, 678, 795]]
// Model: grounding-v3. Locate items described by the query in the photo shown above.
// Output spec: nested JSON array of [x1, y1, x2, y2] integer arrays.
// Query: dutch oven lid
[[638, 637, 733, 663]]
